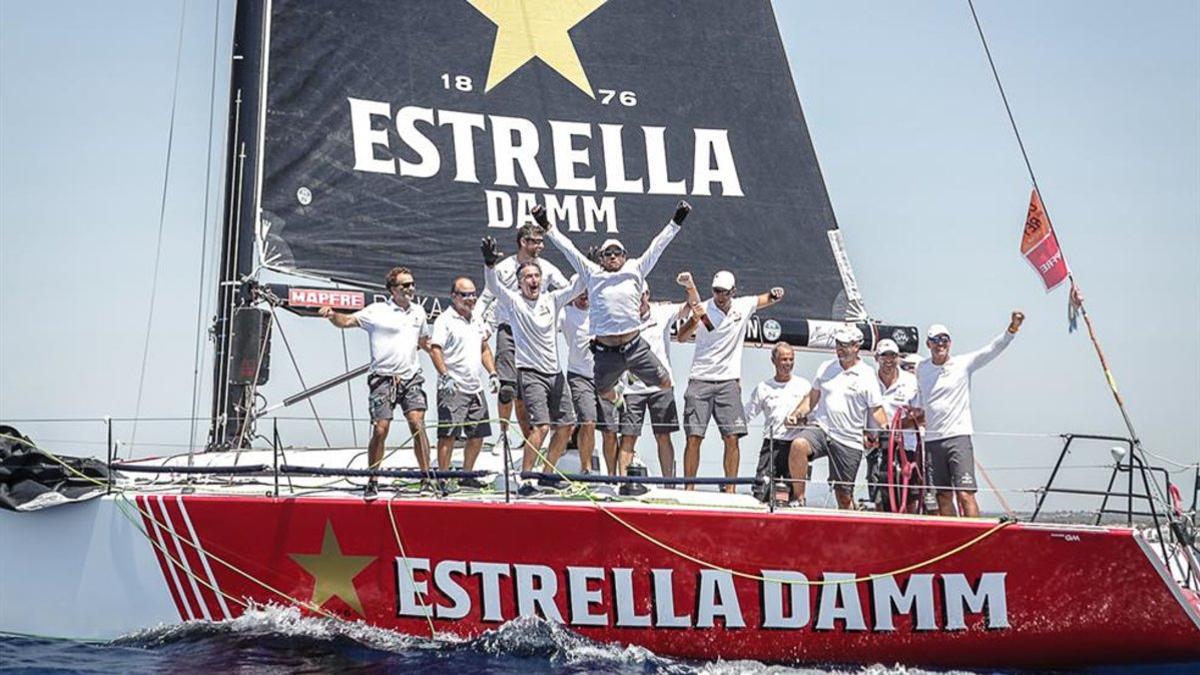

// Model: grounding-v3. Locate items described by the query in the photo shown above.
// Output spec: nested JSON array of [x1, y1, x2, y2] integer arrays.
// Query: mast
[[208, 0, 269, 450]]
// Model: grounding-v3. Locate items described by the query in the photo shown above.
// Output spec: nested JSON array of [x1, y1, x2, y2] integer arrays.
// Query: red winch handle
[[1169, 484, 1183, 517]]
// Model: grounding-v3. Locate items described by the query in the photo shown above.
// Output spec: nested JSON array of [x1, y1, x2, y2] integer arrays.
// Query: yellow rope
[[384, 491, 438, 638]]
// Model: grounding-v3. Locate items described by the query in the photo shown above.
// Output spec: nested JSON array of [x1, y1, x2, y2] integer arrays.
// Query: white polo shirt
[[916, 330, 1014, 440], [476, 255, 570, 328], [430, 308, 491, 394], [745, 375, 812, 441], [689, 296, 759, 382], [353, 299, 429, 378], [485, 266, 584, 374], [810, 357, 883, 451], [560, 304, 594, 378], [626, 302, 682, 396], [869, 368, 919, 448]]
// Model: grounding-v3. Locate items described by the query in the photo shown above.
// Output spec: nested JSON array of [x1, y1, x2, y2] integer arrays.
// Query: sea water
[[0, 605, 1190, 674]]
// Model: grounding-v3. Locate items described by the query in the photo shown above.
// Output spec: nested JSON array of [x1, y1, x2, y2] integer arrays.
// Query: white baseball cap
[[712, 270, 736, 290], [875, 339, 899, 355], [834, 325, 862, 344], [926, 323, 951, 339], [599, 238, 625, 253]]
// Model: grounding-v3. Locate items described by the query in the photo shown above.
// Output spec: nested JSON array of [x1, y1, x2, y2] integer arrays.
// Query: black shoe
[[460, 476, 486, 489], [517, 482, 539, 497], [537, 476, 566, 490], [618, 482, 649, 497], [363, 481, 379, 501]]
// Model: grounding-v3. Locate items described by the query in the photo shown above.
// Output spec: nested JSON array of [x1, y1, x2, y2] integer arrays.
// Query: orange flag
[[1020, 189, 1069, 291]]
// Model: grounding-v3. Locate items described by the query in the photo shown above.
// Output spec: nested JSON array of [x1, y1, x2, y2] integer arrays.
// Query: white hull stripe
[[143, 495, 196, 620], [175, 496, 232, 620], [156, 495, 213, 621]]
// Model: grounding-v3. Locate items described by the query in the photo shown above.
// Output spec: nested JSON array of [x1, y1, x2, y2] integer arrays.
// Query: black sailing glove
[[481, 236, 503, 267], [673, 200, 691, 226], [531, 204, 549, 228]]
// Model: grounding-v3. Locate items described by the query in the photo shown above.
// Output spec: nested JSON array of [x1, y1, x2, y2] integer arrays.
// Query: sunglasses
[[390, 281, 416, 289], [712, 288, 734, 295], [928, 335, 951, 345], [600, 249, 625, 258], [521, 237, 545, 245], [879, 352, 899, 357], [453, 291, 477, 299]]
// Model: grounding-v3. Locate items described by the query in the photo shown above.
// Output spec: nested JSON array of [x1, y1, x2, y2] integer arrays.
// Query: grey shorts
[[796, 427, 862, 493], [518, 369, 576, 427], [567, 372, 617, 432], [620, 390, 679, 437], [368, 372, 427, 421], [926, 435, 977, 492], [495, 324, 519, 390], [593, 336, 670, 394], [436, 390, 492, 440], [682, 379, 747, 438]]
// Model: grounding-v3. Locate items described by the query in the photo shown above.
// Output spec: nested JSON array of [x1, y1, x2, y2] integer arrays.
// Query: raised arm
[[634, 201, 690, 277], [964, 311, 1023, 373], [756, 287, 785, 310], [481, 237, 521, 310], [535, 205, 598, 278], [675, 271, 713, 331], [550, 274, 588, 312]]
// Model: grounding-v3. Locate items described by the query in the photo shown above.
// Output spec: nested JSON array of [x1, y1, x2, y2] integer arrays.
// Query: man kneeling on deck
[[745, 342, 810, 505], [786, 325, 889, 509], [481, 236, 585, 496]]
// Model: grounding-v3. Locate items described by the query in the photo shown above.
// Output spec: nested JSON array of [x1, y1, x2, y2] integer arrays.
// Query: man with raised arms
[[785, 325, 890, 510], [914, 312, 1024, 517], [561, 290, 619, 475], [745, 342, 811, 504], [616, 284, 690, 483], [428, 276, 499, 489], [677, 270, 785, 492], [481, 237, 585, 496], [538, 201, 691, 401], [320, 266, 431, 499], [475, 222, 571, 439]]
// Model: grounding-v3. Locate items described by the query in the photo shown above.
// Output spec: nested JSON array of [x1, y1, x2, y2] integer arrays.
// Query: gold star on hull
[[468, 0, 606, 98], [289, 521, 377, 617]]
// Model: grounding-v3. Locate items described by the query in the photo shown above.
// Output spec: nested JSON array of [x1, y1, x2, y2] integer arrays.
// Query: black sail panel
[[259, 0, 861, 322]]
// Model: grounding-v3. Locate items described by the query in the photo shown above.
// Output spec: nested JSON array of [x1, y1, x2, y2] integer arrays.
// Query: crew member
[[319, 267, 431, 499], [428, 277, 499, 490], [914, 312, 1024, 517], [677, 270, 785, 492], [745, 342, 810, 504], [539, 201, 690, 401], [561, 290, 619, 474], [865, 338, 919, 510], [482, 237, 585, 495], [617, 285, 689, 483], [785, 325, 889, 509], [476, 222, 570, 438]]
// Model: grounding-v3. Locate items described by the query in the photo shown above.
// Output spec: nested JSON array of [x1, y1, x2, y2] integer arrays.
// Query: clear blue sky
[[1, 0, 1196, 512]]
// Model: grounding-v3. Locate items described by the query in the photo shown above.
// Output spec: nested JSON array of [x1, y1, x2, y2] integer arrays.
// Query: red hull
[[137, 495, 1200, 669]]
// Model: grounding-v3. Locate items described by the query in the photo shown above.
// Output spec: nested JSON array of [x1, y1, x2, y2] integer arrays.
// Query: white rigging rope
[[132, 0, 189, 452]]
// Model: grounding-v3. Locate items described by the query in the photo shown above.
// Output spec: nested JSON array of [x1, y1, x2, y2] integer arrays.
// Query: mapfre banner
[[258, 0, 855, 322]]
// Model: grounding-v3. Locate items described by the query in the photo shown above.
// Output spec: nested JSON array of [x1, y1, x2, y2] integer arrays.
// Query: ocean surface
[[1, 606, 1193, 675]]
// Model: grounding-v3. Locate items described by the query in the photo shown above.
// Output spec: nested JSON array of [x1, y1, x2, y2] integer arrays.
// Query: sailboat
[[1, 0, 1197, 669]]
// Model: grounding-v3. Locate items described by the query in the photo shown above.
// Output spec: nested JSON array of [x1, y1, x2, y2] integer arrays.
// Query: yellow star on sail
[[468, 0, 606, 98], [289, 521, 377, 617]]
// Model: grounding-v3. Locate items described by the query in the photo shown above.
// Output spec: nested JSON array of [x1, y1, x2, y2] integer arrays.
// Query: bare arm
[[786, 389, 819, 426], [481, 340, 496, 375], [428, 344, 448, 376], [676, 315, 701, 343], [675, 271, 713, 330], [871, 405, 890, 430], [756, 287, 785, 310], [319, 306, 360, 328]]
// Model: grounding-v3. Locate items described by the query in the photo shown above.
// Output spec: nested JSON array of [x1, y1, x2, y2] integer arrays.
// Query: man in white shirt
[[865, 338, 920, 511], [320, 266, 431, 499], [482, 238, 585, 494], [476, 222, 571, 438], [561, 290, 618, 474], [540, 202, 690, 401], [617, 287, 689, 480], [744, 342, 810, 504], [914, 312, 1024, 517], [677, 270, 785, 491], [786, 325, 890, 509], [429, 277, 499, 487]]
